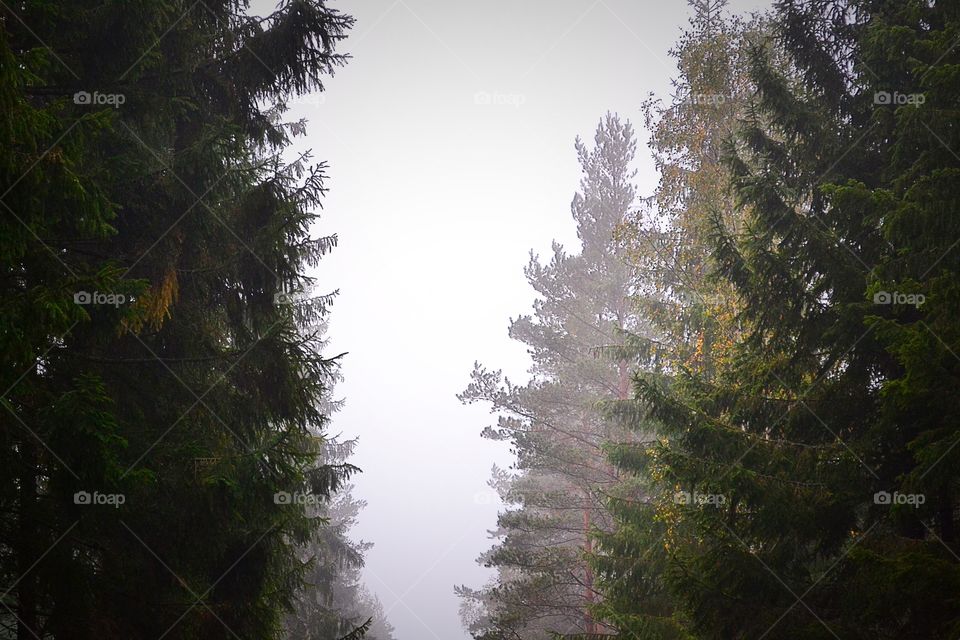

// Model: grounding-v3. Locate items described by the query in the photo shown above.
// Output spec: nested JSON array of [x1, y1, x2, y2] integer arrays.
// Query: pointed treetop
[[690, 0, 729, 34]]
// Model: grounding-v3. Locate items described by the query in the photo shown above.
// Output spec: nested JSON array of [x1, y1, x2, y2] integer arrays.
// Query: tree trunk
[[583, 505, 595, 634], [18, 440, 38, 640]]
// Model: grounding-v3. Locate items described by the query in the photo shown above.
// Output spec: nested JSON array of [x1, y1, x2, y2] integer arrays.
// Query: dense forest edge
[[1, 1, 394, 639], [458, 1, 960, 639]]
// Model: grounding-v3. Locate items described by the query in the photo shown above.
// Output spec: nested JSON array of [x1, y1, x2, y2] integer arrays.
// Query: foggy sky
[[262, 1, 773, 638]]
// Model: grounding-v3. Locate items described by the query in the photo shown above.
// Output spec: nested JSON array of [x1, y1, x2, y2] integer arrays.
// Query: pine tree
[[458, 114, 647, 639]]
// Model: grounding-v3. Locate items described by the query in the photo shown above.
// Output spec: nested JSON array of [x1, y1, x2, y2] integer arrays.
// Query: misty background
[[261, 1, 771, 637]]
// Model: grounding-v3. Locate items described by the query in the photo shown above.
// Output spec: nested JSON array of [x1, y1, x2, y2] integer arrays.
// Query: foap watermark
[[874, 91, 925, 106], [273, 491, 323, 506], [685, 93, 730, 105], [674, 490, 726, 507], [275, 291, 296, 306], [73, 90, 126, 107], [873, 290, 925, 308], [474, 90, 526, 108], [74, 291, 128, 308], [74, 490, 126, 508], [874, 490, 925, 508]]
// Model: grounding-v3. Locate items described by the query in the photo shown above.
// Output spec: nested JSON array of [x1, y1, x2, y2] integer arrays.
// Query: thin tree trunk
[[583, 506, 595, 634], [18, 440, 38, 640]]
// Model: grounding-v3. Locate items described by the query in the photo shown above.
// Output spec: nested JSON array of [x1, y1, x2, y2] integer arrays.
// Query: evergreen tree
[[280, 322, 392, 640], [588, 2, 763, 638], [0, 1, 356, 638], [607, 1, 960, 638], [282, 441, 380, 640], [458, 114, 646, 639]]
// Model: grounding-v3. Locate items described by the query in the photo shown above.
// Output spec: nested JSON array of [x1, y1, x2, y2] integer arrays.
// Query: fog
[[272, 1, 772, 637]]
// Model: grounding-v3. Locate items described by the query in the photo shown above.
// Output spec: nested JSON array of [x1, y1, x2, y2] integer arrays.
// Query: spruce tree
[[0, 2, 356, 638], [283, 440, 384, 640], [612, 1, 960, 638]]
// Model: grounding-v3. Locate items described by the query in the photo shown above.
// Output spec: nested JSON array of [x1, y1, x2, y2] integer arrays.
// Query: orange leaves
[[120, 264, 179, 335]]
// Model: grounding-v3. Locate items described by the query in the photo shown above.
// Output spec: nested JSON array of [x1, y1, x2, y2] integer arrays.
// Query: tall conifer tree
[[606, 1, 960, 638], [458, 114, 646, 639], [587, 3, 763, 638], [0, 2, 357, 638]]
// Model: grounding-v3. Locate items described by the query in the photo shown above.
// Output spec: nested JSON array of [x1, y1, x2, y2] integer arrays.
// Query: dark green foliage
[[576, 1, 960, 639], [594, 1, 960, 639], [584, 3, 760, 637], [0, 1, 358, 638]]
